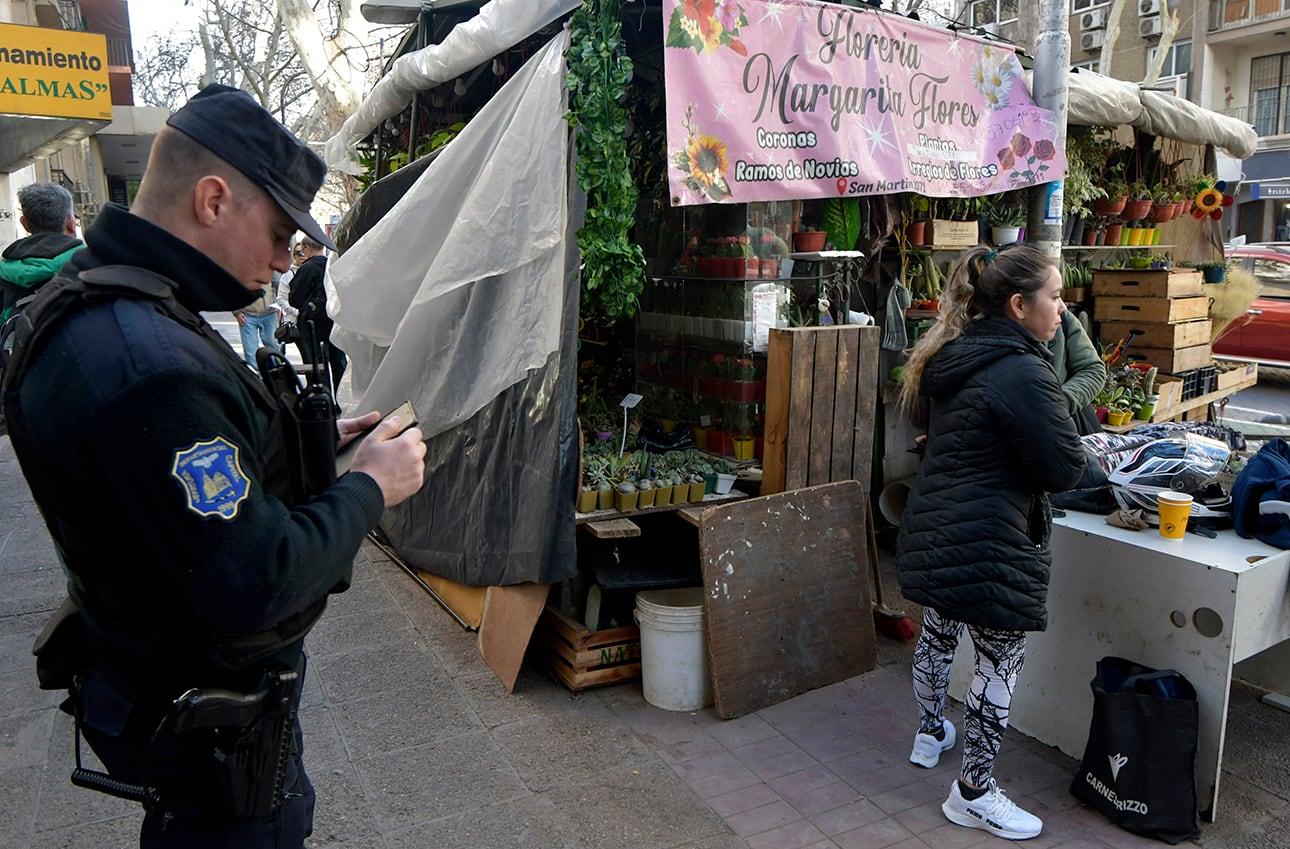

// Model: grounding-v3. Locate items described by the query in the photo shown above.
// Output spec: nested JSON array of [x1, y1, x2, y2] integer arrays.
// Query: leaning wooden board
[[697, 480, 877, 719]]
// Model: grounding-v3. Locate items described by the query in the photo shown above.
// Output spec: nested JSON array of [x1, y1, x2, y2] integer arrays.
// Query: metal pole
[[1028, 0, 1072, 262]]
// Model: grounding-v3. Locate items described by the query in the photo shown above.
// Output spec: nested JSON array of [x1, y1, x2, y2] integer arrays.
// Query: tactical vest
[[3, 265, 330, 677]]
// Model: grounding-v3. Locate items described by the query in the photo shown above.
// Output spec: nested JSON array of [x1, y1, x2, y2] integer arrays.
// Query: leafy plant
[[567, 0, 647, 320]]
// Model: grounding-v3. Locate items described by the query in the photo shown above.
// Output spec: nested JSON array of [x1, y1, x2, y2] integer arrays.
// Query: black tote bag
[[1070, 656, 1201, 844]]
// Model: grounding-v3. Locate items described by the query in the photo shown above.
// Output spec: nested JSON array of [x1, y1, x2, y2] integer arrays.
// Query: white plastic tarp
[[1065, 69, 1257, 159], [326, 29, 571, 436], [325, 0, 581, 172]]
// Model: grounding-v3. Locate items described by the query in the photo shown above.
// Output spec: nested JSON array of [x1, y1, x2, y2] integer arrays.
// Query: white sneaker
[[908, 718, 956, 768], [942, 778, 1043, 840]]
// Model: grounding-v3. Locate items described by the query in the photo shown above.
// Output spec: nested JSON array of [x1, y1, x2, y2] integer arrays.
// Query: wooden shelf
[[1062, 244, 1178, 251], [1101, 374, 1259, 432], [574, 488, 749, 524]]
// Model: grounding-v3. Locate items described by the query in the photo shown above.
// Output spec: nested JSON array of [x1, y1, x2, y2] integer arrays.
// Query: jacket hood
[[922, 316, 1052, 399], [2, 232, 82, 262]]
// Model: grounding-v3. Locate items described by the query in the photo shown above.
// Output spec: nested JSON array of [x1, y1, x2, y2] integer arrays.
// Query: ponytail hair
[[898, 243, 1055, 411]]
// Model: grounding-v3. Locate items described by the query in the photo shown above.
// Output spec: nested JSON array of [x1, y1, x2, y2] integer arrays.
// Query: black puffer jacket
[[896, 316, 1085, 632]]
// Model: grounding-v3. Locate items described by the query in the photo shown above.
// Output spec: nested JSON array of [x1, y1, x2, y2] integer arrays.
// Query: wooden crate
[[530, 605, 640, 692], [928, 219, 978, 248], [1123, 343, 1213, 375], [1091, 269, 1203, 299], [1099, 318, 1211, 350], [1093, 295, 1209, 324], [1155, 374, 1183, 411], [1217, 361, 1258, 392], [763, 325, 881, 495]]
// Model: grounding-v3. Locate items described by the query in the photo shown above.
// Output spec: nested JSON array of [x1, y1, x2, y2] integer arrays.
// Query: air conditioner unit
[[1140, 0, 1161, 15], [1081, 30, 1105, 51], [1081, 10, 1105, 30], [1140, 15, 1163, 37]]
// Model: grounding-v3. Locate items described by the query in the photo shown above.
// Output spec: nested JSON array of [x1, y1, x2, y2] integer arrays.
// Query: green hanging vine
[[567, 0, 647, 321]]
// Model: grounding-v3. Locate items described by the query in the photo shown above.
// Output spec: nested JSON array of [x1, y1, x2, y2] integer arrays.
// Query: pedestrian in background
[[895, 244, 1085, 841], [233, 271, 282, 371], [4, 84, 426, 849], [288, 235, 347, 394], [1, 182, 82, 324]]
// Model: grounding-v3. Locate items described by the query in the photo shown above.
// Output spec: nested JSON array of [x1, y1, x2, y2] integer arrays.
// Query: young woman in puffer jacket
[[895, 244, 1086, 841]]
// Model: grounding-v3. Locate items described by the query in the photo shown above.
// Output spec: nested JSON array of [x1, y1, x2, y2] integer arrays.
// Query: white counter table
[[950, 509, 1290, 819]]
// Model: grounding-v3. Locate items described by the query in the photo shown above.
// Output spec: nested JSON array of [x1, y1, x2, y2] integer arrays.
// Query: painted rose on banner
[[663, 0, 1066, 206]]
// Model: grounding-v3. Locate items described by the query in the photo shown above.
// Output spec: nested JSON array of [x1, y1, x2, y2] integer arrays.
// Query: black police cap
[[166, 84, 336, 250]]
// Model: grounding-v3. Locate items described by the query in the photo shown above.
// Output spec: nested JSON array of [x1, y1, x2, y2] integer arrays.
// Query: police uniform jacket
[[896, 316, 1086, 632], [6, 204, 385, 710]]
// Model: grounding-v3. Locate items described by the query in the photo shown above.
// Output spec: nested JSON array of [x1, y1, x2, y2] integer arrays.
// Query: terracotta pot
[[760, 258, 780, 278], [905, 220, 928, 246], [1103, 223, 1123, 245], [1121, 199, 1152, 221], [1082, 229, 1099, 246], [1093, 196, 1127, 217], [793, 231, 827, 252], [1149, 204, 1173, 224]]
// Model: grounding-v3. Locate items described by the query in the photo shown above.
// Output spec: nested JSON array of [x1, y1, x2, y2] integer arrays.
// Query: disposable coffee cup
[[1157, 491, 1194, 540]]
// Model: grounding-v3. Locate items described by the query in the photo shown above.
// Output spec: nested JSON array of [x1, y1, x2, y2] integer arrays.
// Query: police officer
[[3, 85, 426, 847]]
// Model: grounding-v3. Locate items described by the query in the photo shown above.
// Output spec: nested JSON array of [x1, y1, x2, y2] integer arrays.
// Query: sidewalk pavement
[[2, 433, 1288, 848]]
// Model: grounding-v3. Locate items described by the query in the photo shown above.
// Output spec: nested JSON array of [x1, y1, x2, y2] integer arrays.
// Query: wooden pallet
[[762, 325, 881, 495], [530, 605, 641, 692]]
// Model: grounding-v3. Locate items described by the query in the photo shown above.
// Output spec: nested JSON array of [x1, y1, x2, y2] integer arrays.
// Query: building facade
[[960, 0, 1284, 241], [1, 0, 165, 245]]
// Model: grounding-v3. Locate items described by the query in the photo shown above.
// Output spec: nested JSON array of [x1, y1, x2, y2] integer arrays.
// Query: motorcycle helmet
[[1108, 434, 1234, 525]]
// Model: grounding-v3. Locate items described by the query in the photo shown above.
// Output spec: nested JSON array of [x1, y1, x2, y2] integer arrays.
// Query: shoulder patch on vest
[[170, 436, 251, 520]]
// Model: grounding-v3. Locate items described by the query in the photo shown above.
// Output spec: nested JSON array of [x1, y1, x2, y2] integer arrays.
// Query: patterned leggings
[[912, 607, 1027, 787]]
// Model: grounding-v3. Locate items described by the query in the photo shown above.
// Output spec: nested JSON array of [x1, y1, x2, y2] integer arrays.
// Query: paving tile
[[541, 758, 730, 849], [355, 730, 526, 832], [312, 635, 443, 703], [384, 794, 578, 849], [707, 713, 781, 750], [913, 822, 993, 848], [732, 735, 818, 781], [891, 796, 952, 836], [706, 782, 783, 817], [685, 761, 765, 799], [811, 798, 888, 837], [832, 815, 915, 849], [491, 711, 655, 794], [745, 817, 829, 849], [869, 776, 946, 815], [28, 813, 141, 849], [308, 762, 386, 848], [724, 799, 803, 837], [783, 779, 863, 818], [331, 681, 481, 756]]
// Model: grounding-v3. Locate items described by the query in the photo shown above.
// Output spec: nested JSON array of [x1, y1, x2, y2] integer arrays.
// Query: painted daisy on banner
[[971, 45, 1023, 111]]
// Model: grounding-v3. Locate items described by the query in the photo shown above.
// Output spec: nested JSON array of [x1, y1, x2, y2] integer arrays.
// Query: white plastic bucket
[[635, 587, 713, 711]]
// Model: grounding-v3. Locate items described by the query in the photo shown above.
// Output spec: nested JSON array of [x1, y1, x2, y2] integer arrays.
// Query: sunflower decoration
[[1191, 178, 1235, 221], [670, 104, 732, 202]]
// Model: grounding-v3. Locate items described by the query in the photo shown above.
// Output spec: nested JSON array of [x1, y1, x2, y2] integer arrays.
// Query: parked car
[[1217, 246, 1290, 366]]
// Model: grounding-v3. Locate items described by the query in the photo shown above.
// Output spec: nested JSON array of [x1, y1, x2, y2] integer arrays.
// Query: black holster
[[162, 668, 301, 819]]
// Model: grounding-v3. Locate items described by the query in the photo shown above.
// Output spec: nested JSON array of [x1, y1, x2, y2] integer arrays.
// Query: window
[[1149, 40, 1192, 77], [1248, 53, 1290, 136], [1072, 59, 1101, 74], [969, 0, 1018, 28], [1071, 0, 1109, 11]]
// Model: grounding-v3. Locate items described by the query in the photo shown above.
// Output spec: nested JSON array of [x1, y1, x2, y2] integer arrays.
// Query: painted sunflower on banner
[[667, 0, 749, 56], [970, 44, 1024, 111], [671, 104, 733, 202], [1191, 177, 1235, 220]]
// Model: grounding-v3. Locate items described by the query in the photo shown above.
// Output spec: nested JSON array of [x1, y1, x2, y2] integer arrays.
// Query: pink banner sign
[[664, 0, 1066, 206]]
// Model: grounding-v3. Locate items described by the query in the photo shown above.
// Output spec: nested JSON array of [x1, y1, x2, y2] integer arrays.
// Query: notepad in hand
[[335, 401, 417, 476]]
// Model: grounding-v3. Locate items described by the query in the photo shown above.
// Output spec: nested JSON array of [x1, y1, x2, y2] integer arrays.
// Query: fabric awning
[[1064, 69, 1258, 159]]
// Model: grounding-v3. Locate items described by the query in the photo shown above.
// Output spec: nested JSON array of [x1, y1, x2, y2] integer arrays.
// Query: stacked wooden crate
[[1093, 269, 1210, 375]]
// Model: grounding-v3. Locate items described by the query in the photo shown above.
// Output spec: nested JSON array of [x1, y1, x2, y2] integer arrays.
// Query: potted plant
[[904, 194, 931, 246], [1198, 260, 1227, 283], [793, 226, 827, 252], [987, 195, 1027, 245], [1122, 180, 1154, 222]]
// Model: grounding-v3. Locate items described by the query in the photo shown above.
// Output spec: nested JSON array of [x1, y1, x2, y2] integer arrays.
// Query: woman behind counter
[[895, 244, 1086, 841]]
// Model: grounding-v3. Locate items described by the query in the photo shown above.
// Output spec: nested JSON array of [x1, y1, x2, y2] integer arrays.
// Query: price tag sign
[[620, 393, 643, 409]]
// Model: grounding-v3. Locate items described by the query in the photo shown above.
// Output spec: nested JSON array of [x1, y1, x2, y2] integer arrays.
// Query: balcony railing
[[1209, 0, 1290, 31], [106, 36, 132, 69]]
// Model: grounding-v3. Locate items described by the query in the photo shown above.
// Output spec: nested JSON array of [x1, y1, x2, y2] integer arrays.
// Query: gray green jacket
[[1047, 311, 1106, 414]]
